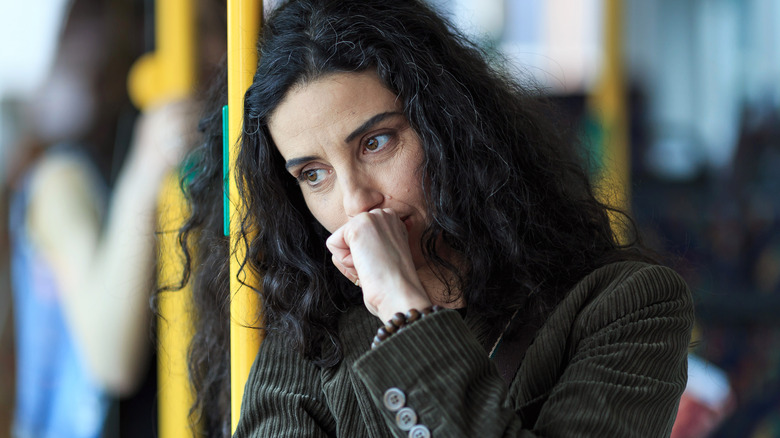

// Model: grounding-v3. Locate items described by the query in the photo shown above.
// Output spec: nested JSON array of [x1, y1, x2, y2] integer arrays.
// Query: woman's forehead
[[267, 71, 402, 152]]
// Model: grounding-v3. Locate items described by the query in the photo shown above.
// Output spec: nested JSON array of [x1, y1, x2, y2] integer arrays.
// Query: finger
[[326, 225, 350, 255], [331, 255, 358, 283], [368, 207, 396, 219], [341, 253, 354, 269], [371, 208, 404, 227], [330, 248, 355, 270], [326, 237, 350, 258]]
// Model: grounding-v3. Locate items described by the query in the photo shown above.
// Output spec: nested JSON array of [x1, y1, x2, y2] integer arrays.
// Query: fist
[[326, 208, 432, 321]]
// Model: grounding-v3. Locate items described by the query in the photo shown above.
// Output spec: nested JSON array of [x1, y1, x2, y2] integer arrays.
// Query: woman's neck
[[417, 264, 465, 309]]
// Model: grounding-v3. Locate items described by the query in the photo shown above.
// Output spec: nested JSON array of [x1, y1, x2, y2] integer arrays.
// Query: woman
[[179, 0, 693, 436]]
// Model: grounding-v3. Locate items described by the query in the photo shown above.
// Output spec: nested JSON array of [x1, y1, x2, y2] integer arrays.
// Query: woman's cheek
[[306, 198, 341, 234]]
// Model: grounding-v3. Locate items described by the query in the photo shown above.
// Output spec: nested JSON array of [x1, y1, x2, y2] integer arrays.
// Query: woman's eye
[[299, 168, 328, 186], [365, 134, 390, 152]]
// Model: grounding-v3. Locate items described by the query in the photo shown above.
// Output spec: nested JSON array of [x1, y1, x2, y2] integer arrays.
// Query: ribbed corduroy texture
[[233, 261, 694, 437]]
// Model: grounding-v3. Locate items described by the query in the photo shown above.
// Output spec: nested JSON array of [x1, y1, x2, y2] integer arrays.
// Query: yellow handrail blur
[[227, 0, 262, 433], [156, 172, 198, 437], [127, 0, 197, 436], [589, 0, 629, 239], [127, 0, 196, 109]]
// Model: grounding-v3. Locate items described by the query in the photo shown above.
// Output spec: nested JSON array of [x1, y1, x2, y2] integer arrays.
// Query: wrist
[[371, 305, 444, 349], [371, 276, 432, 323], [376, 294, 432, 323]]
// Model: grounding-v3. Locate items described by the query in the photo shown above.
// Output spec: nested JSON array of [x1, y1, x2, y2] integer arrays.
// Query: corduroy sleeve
[[233, 329, 336, 438], [352, 264, 694, 438]]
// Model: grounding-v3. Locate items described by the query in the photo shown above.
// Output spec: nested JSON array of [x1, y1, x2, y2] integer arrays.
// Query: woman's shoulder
[[560, 260, 694, 333], [576, 260, 686, 290], [513, 261, 693, 432], [576, 260, 690, 300]]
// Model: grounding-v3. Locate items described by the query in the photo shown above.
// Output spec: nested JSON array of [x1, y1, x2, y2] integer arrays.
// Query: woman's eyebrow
[[344, 111, 403, 144], [285, 111, 403, 170], [285, 155, 319, 170]]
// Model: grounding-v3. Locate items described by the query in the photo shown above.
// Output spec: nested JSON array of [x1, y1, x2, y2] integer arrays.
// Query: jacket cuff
[[353, 309, 502, 436]]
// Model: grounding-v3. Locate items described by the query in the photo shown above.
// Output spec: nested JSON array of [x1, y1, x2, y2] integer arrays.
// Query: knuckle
[[351, 213, 375, 231]]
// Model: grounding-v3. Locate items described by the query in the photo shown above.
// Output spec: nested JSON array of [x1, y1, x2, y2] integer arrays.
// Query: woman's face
[[268, 71, 429, 269]]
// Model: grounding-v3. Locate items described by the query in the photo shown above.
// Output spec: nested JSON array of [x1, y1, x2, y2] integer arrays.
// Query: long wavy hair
[[177, 0, 650, 434]]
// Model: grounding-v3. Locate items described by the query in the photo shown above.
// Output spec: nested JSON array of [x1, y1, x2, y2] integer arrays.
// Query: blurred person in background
[[5, 0, 195, 436]]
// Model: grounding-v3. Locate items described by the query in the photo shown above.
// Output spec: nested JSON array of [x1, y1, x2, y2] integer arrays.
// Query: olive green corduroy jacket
[[234, 261, 694, 437]]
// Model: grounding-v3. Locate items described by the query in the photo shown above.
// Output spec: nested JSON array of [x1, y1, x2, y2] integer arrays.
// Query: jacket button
[[383, 387, 406, 412], [395, 407, 418, 431], [408, 424, 431, 438]]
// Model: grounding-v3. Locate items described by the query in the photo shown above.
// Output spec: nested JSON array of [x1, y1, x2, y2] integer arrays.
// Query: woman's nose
[[341, 174, 384, 218]]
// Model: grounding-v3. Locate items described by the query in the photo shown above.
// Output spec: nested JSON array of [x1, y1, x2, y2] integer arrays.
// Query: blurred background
[[1, 0, 778, 437]]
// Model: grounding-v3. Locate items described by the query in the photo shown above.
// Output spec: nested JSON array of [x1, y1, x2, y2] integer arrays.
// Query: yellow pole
[[127, 0, 197, 436], [590, 0, 629, 238], [227, 0, 262, 432]]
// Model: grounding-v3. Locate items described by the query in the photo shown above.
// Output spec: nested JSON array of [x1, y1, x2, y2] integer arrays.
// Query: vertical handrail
[[127, 0, 197, 436], [227, 0, 262, 433], [590, 0, 629, 237]]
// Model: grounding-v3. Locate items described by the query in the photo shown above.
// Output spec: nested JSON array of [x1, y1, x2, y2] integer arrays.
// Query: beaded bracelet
[[371, 305, 444, 349]]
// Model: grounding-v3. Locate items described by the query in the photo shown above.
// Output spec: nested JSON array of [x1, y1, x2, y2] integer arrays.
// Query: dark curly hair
[[175, 0, 650, 435]]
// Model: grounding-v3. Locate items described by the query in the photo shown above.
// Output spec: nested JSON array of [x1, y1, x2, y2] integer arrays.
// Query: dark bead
[[391, 312, 407, 327], [384, 321, 398, 334], [406, 309, 421, 323]]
